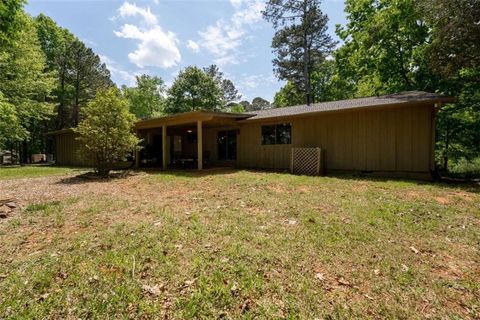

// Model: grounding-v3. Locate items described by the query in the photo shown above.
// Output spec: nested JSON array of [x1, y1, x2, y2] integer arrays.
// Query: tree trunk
[[302, 0, 312, 106], [74, 72, 80, 126], [10, 146, 15, 165], [58, 63, 66, 129]]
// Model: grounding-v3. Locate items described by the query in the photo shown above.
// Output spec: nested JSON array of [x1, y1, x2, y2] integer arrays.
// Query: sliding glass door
[[217, 130, 237, 161]]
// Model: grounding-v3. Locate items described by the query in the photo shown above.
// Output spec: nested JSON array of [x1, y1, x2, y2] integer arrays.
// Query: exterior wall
[[51, 103, 435, 178], [53, 132, 93, 166], [237, 103, 434, 177]]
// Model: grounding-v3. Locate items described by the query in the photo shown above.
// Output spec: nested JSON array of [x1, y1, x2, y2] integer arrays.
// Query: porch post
[[162, 125, 167, 170], [197, 120, 203, 170]]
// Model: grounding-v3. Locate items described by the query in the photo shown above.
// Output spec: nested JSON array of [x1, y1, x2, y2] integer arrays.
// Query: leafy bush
[[449, 157, 480, 179], [75, 88, 139, 177]]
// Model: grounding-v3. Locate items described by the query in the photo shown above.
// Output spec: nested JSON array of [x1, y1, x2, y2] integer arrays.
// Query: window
[[261, 125, 276, 145], [218, 130, 237, 160], [261, 123, 291, 145], [276, 123, 292, 144]]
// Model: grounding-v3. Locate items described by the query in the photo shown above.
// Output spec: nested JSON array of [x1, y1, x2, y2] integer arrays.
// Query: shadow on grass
[[56, 170, 138, 185], [138, 167, 239, 178]]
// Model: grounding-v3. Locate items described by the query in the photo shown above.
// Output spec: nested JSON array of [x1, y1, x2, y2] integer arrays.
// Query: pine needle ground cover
[[0, 168, 478, 318]]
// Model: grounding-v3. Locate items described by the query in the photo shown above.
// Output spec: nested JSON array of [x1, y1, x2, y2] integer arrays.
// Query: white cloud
[[186, 40, 200, 53], [231, 0, 264, 26], [114, 2, 181, 69], [196, 0, 265, 65], [198, 22, 241, 56], [118, 2, 158, 26], [234, 73, 279, 101], [214, 55, 239, 66], [237, 73, 276, 90]]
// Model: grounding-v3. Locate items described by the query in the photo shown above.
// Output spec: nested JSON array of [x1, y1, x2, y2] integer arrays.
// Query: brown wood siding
[[237, 103, 434, 174], [54, 132, 93, 166]]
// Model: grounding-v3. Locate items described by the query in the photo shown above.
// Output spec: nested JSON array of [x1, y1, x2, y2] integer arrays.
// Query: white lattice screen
[[290, 147, 323, 176]]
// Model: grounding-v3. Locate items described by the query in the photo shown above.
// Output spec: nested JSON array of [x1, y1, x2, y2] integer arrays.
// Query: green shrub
[[449, 157, 480, 179], [75, 88, 140, 177]]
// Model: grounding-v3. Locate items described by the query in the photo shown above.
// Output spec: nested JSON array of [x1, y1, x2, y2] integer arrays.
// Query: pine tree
[[263, 0, 336, 105]]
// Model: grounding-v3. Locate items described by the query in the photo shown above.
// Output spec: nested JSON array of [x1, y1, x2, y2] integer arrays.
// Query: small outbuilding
[[47, 91, 453, 180]]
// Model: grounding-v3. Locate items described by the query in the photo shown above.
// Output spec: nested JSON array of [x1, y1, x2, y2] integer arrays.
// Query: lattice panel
[[290, 147, 323, 176]]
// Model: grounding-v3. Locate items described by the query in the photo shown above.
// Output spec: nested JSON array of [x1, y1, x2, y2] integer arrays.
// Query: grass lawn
[[0, 165, 86, 180], [0, 167, 479, 319]]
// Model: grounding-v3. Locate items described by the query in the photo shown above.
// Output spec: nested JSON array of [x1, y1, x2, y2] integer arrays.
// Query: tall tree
[[416, 0, 480, 169], [311, 60, 354, 102], [0, 0, 25, 46], [0, 11, 55, 161], [263, 0, 336, 105], [203, 64, 241, 106], [250, 97, 271, 111], [239, 100, 252, 111], [0, 0, 28, 151], [273, 81, 304, 107], [165, 66, 223, 114], [35, 15, 112, 128], [35, 14, 76, 129], [418, 0, 480, 78], [226, 102, 246, 113], [335, 0, 433, 96], [71, 39, 112, 126], [0, 93, 25, 150], [122, 74, 166, 119], [273, 61, 353, 108]]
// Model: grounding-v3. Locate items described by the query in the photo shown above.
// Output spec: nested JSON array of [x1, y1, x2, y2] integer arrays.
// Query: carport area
[[135, 111, 249, 170]]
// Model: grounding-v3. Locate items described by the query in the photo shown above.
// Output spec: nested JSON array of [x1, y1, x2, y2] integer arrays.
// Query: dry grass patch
[[0, 168, 479, 319]]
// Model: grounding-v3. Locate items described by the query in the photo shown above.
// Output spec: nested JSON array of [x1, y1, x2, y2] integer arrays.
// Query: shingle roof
[[244, 91, 453, 121]]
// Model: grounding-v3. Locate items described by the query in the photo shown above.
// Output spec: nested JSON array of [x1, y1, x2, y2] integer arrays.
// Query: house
[[47, 91, 453, 180]]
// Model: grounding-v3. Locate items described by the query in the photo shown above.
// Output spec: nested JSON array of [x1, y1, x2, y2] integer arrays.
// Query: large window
[[261, 123, 291, 145], [218, 130, 237, 160]]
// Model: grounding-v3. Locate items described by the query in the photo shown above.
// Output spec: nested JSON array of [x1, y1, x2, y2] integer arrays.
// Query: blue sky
[[26, 0, 347, 102]]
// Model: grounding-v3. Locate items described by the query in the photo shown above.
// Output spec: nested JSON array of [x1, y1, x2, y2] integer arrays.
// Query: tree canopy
[[251, 97, 271, 111], [122, 75, 166, 119], [335, 0, 433, 96], [165, 66, 223, 114], [418, 0, 480, 78], [0, 8, 55, 160], [35, 14, 113, 128], [203, 65, 241, 106]]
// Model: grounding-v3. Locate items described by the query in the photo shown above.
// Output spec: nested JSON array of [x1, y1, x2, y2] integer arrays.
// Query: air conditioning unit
[[290, 147, 324, 176]]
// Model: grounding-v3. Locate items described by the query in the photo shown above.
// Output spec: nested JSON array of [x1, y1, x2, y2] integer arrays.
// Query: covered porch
[[135, 111, 248, 170]]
